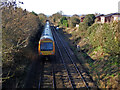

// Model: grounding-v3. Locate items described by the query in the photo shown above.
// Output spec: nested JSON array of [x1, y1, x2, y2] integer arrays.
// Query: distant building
[[80, 16, 85, 22], [80, 15, 86, 22], [95, 14, 104, 23], [112, 14, 120, 22], [96, 13, 120, 23], [76, 24, 79, 27]]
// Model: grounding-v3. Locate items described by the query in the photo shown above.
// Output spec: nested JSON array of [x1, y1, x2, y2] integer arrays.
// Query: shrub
[[49, 12, 62, 24], [83, 14, 95, 26], [89, 22, 120, 55], [31, 11, 38, 16], [60, 16, 68, 27], [2, 6, 43, 87], [38, 13, 47, 25], [79, 14, 95, 31], [69, 16, 80, 28]]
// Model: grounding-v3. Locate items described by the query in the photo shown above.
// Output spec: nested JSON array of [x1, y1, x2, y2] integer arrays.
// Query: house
[[80, 15, 86, 22], [95, 14, 104, 23], [80, 16, 85, 22], [99, 13, 120, 23], [76, 24, 79, 27], [112, 14, 120, 21]]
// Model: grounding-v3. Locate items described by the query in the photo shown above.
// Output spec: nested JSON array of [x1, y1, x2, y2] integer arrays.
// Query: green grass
[[118, 73, 120, 76], [111, 74, 115, 77], [89, 62, 93, 67]]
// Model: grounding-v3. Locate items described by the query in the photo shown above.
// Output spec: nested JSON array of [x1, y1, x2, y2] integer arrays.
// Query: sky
[[19, 0, 120, 15]]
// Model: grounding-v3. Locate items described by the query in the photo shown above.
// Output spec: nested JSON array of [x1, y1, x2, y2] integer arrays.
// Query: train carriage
[[38, 21, 55, 56]]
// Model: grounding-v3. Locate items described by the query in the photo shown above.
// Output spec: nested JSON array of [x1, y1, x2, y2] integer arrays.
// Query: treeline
[[78, 16, 120, 59], [49, 12, 120, 58], [49, 12, 120, 88], [49, 13, 80, 28], [2, 5, 45, 87], [78, 20, 120, 88]]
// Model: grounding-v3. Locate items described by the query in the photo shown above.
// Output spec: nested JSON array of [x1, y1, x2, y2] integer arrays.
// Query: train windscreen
[[40, 42, 53, 51]]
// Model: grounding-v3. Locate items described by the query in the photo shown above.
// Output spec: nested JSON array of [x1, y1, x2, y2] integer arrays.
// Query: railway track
[[38, 55, 72, 89], [24, 22, 96, 89], [28, 25, 96, 89], [52, 26, 90, 89], [53, 27, 97, 88], [38, 57, 56, 89]]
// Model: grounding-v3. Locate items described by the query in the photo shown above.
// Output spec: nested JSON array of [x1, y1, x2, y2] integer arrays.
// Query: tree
[[60, 16, 68, 27], [32, 11, 38, 16], [88, 22, 120, 55], [79, 14, 95, 30], [83, 14, 95, 26], [73, 14, 79, 17], [0, 0, 24, 8], [38, 13, 47, 25], [70, 16, 80, 28], [57, 10, 63, 15], [49, 12, 62, 25]]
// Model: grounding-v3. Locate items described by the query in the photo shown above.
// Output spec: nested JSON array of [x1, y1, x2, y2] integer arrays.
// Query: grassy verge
[[58, 26, 120, 89]]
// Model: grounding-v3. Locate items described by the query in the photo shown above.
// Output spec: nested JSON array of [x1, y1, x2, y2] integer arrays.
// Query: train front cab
[[38, 38, 55, 56]]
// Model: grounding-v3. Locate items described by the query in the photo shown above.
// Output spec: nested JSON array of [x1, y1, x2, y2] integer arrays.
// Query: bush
[[89, 22, 120, 55], [69, 16, 80, 28], [83, 14, 95, 26], [31, 11, 38, 16], [60, 16, 68, 27], [79, 14, 95, 31], [2, 6, 43, 87], [79, 22, 88, 31], [49, 12, 62, 24], [38, 13, 47, 25]]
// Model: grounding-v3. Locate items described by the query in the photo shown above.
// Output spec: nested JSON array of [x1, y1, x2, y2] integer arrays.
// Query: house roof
[[104, 13, 120, 17], [95, 14, 104, 17], [81, 17, 85, 19]]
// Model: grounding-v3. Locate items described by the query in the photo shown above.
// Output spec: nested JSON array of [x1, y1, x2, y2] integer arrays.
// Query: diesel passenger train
[[38, 21, 55, 56]]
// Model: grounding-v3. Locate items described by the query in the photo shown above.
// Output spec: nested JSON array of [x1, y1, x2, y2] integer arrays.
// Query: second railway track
[[52, 26, 90, 89]]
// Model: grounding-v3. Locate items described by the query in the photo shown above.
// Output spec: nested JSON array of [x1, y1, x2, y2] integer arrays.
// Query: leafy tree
[[38, 13, 47, 25], [49, 12, 62, 24], [32, 11, 38, 16], [83, 14, 95, 26], [70, 16, 80, 28], [73, 14, 79, 17], [88, 22, 120, 55], [57, 11, 63, 15], [60, 16, 68, 27], [79, 14, 95, 30]]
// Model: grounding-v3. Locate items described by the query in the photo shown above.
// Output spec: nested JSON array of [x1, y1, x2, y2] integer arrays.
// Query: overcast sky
[[20, 0, 120, 15]]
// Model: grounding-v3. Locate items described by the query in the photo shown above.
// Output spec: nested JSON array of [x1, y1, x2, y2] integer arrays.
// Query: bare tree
[[0, 0, 23, 9]]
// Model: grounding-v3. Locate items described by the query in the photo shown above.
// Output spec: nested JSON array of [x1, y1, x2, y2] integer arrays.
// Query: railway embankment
[[2, 6, 44, 88], [58, 21, 120, 89]]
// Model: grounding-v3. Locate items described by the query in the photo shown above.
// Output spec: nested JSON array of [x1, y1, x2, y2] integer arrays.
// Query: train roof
[[41, 27, 52, 36], [40, 35, 54, 41], [40, 21, 54, 41]]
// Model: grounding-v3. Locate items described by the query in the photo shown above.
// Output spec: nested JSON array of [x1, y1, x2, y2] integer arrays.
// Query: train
[[38, 21, 55, 56]]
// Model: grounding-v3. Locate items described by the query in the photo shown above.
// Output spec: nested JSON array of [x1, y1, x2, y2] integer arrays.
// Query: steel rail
[[51, 57, 56, 89], [53, 27, 89, 89], [38, 60, 44, 90], [52, 27, 74, 89]]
